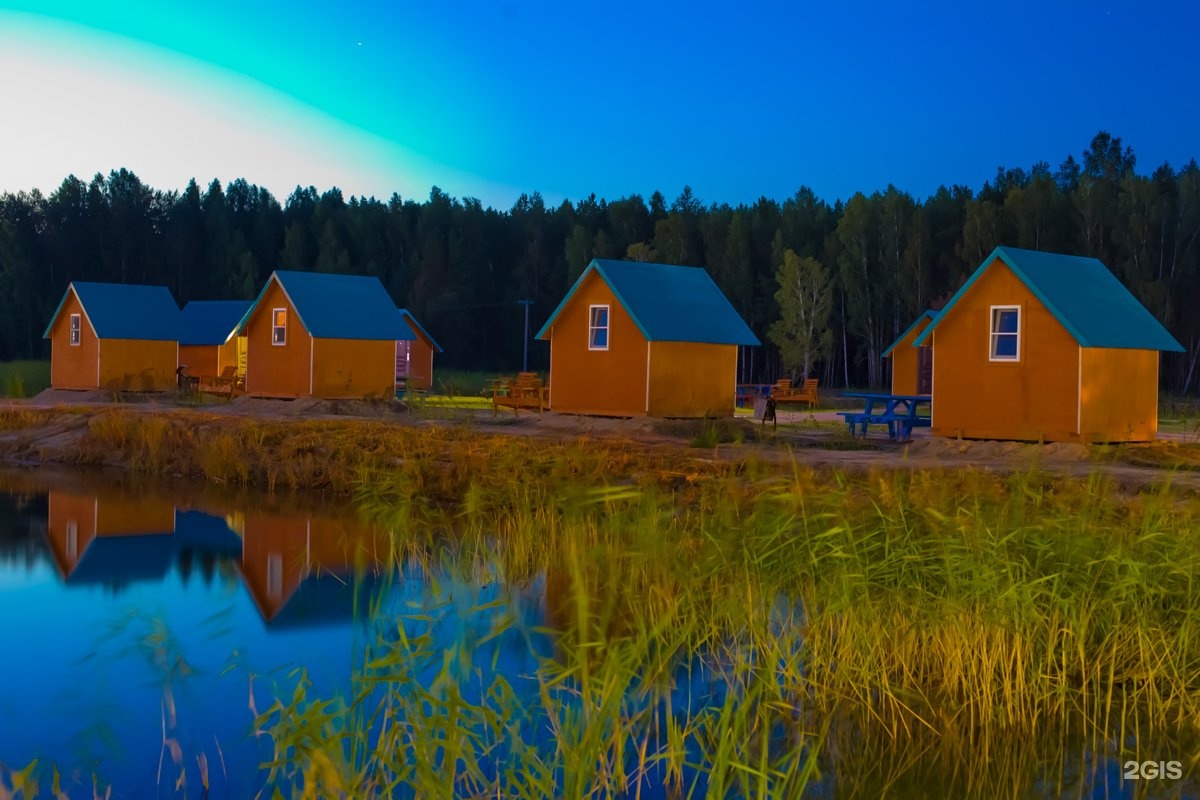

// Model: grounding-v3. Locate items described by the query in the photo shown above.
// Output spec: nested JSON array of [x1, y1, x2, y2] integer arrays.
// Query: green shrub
[[5, 371, 25, 399]]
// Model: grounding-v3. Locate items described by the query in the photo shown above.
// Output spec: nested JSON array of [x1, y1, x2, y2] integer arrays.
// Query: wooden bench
[[492, 372, 549, 416], [770, 378, 819, 408], [194, 365, 244, 397]]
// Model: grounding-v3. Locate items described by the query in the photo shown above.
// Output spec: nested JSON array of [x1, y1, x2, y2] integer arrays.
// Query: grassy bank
[[259, 440, 1200, 795], [2, 407, 1199, 793], [0, 360, 49, 398]]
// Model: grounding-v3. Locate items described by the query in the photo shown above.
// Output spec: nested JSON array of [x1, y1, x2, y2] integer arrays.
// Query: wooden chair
[[770, 377, 819, 408], [492, 372, 549, 416]]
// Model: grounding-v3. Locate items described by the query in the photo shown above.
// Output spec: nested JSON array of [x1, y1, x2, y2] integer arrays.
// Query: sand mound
[[218, 395, 408, 419], [905, 436, 1090, 463], [30, 388, 164, 405]]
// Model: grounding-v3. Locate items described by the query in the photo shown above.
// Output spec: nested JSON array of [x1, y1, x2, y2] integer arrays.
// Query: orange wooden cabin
[[43, 282, 180, 391], [237, 270, 407, 399], [911, 246, 1184, 443], [395, 308, 443, 391], [535, 259, 759, 417], [883, 310, 935, 396], [179, 300, 250, 381]]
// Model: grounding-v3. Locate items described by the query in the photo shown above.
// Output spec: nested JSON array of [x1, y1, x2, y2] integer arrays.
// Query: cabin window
[[588, 305, 609, 350], [271, 308, 287, 346], [267, 553, 283, 598], [66, 521, 78, 559], [69, 314, 81, 346], [989, 306, 1020, 361]]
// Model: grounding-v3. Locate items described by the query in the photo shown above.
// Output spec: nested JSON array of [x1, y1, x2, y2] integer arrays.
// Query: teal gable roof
[[882, 310, 937, 358], [179, 301, 252, 346], [398, 309, 444, 352], [239, 271, 406, 341], [914, 246, 1184, 352], [535, 259, 760, 346], [43, 282, 180, 341]]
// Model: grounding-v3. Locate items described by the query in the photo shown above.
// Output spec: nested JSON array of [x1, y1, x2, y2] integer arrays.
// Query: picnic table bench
[[838, 392, 931, 441], [492, 372, 549, 416]]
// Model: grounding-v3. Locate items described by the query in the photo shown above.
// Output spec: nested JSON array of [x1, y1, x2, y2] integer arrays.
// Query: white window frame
[[588, 304, 610, 351], [989, 305, 1021, 362], [69, 313, 81, 346], [66, 520, 78, 559], [271, 308, 287, 346], [267, 553, 283, 598]]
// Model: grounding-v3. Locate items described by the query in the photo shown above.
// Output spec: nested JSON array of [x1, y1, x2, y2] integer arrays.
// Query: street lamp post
[[518, 299, 533, 372]]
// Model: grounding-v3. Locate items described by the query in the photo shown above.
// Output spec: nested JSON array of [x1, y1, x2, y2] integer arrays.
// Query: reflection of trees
[[0, 490, 48, 567]]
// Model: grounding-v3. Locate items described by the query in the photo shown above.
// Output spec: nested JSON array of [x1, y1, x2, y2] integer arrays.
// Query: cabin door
[[396, 341, 411, 380], [916, 346, 933, 394], [236, 336, 248, 378]]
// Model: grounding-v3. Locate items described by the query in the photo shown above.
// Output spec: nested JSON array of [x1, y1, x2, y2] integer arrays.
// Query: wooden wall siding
[[312, 338, 396, 399], [97, 339, 177, 391], [179, 344, 218, 378], [46, 490, 176, 577], [183, 338, 241, 379], [48, 289, 99, 389], [245, 279, 311, 398], [648, 341, 738, 417], [241, 512, 386, 621], [889, 318, 933, 396], [96, 494, 176, 536], [407, 337, 435, 390], [240, 512, 309, 621], [930, 259, 1080, 441], [546, 272, 649, 416], [1080, 347, 1160, 442], [46, 491, 97, 576]]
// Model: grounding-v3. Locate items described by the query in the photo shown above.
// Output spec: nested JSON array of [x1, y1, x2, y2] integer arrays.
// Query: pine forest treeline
[[2, 131, 1200, 391]]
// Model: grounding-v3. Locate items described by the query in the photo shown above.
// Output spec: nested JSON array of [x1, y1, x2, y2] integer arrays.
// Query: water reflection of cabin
[[45, 491, 241, 587], [238, 511, 386, 627]]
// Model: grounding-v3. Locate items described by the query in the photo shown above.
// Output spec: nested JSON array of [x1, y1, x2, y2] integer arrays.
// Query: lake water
[[0, 469, 557, 797], [0, 468, 1195, 798]]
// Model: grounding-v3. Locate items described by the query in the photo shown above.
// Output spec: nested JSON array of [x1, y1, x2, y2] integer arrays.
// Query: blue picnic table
[[838, 392, 931, 441]]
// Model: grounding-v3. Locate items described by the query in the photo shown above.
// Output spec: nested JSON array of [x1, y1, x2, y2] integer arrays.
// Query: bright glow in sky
[[2, 2, 1200, 207], [0, 11, 515, 205]]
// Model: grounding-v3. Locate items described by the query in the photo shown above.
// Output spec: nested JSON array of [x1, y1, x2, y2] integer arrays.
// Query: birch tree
[[769, 249, 832, 380]]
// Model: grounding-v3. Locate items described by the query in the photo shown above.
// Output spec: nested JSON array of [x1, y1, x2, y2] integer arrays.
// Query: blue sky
[[1, 1, 1198, 208]]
